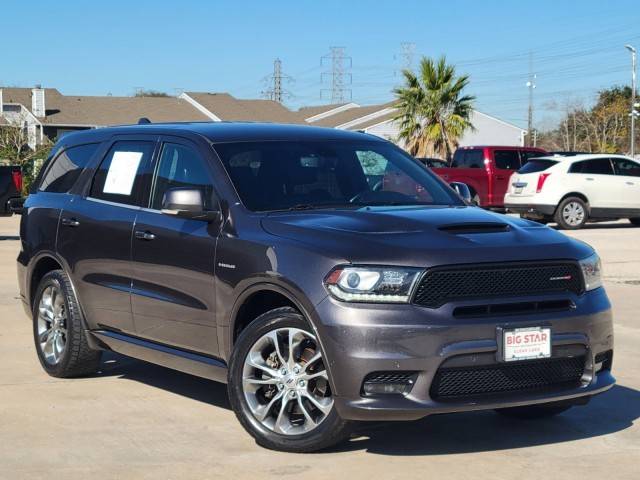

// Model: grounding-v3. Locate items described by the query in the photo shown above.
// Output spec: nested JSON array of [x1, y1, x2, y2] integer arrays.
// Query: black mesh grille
[[363, 371, 417, 384], [413, 262, 583, 308], [431, 356, 586, 400]]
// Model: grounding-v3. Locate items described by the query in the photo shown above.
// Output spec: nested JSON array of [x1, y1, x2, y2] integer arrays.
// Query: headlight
[[324, 266, 422, 303], [579, 253, 603, 291]]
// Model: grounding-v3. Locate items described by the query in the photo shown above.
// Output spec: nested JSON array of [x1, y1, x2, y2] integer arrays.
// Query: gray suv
[[17, 122, 614, 452]]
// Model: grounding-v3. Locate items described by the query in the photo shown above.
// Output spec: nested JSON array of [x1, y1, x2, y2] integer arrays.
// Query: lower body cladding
[[312, 287, 614, 421]]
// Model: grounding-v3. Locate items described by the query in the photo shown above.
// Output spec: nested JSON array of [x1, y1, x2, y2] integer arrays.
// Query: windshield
[[214, 141, 463, 211]]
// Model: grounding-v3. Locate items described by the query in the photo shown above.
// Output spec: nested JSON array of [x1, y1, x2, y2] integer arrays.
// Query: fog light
[[362, 371, 417, 396]]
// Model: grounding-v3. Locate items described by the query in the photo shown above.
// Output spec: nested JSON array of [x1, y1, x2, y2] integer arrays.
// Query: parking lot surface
[[1, 215, 638, 480]]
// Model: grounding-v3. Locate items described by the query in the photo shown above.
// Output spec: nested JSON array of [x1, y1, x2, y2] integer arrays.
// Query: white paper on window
[[103, 151, 143, 195]]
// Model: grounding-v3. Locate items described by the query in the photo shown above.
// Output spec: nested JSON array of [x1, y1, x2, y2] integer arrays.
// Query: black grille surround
[[412, 261, 584, 308], [430, 356, 586, 400]]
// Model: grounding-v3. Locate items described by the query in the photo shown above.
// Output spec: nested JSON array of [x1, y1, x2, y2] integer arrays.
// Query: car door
[[567, 158, 619, 211], [491, 149, 521, 204], [130, 137, 221, 356], [57, 136, 158, 334], [611, 157, 640, 210]]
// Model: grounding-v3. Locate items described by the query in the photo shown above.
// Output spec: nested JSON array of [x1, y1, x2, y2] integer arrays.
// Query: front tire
[[629, 218, 640, 226], [228, 307, 352, 452], [32, 270, 101, 377], [555, 197, 588, 230]]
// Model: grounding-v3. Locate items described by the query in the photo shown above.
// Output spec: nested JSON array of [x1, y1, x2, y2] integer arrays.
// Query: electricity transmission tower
[[321, 47, 352, 103], [262, 58, 292, 103], [396, 42, 416, 74]]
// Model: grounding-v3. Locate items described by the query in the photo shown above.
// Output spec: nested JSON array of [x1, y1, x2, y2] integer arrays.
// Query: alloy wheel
[[37, 285, 67, 365], [242, 327, 333, 435]]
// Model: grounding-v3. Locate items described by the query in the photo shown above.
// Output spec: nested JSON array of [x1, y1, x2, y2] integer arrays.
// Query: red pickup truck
[[431, 146, 548, 208]]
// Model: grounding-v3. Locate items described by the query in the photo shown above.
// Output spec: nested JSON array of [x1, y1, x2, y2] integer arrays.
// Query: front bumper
[[312, 287, 614, 421]]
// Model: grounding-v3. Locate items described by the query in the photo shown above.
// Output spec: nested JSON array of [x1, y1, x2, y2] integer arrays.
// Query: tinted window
[[518, 159, 558, 174], [612, 158, 640, 177], [215, 141, 462, 211], [520, 150, 547, 164], [452, 149, 483, 168], [494, 150, 520, 170], [151, 143, 215, 210], [39, 143, 99, 193], [569, 159, 614, 175], [90, 141, 155, 206]]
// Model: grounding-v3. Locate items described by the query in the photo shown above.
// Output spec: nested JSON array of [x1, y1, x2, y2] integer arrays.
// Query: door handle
[[586, 177, 595, 181], [61, 217, 80, 227], [626, 181, 635, 185], [496, 175, 506, 180], [135, 230, 156, 241]]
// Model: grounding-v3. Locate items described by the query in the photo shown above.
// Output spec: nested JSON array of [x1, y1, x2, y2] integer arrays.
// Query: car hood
[[260, 206, 593, 266]]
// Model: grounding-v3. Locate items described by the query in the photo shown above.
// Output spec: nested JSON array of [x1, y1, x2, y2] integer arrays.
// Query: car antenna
[[138, 117, 152, 125]]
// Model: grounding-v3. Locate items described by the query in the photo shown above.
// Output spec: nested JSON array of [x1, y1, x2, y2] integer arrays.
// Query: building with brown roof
[[0, 86, 526, 152]]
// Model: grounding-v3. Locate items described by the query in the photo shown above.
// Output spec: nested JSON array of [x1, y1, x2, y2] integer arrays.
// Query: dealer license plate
[[503, 327, 551, 362], [514, 186, 523, 194]]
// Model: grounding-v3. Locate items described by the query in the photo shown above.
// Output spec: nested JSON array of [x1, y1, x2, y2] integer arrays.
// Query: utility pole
[[262, 58, 292, 103], [321, 47, 352, 103], [625, 44, 637, 157], [526, 51, 536, 147]]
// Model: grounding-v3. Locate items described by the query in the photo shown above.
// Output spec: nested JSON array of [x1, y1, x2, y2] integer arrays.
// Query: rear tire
[[629, 218, 640, 226], [555, 197, 588, 230], [228, 307, 352, 452], [32, 270, 101, 378], [495, 401, 573, 419]]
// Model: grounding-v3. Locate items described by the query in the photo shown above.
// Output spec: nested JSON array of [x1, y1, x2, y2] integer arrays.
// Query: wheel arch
[[28, 253, 65, 310], [225, 282, 326, 361], [556, 192, 591, 214]]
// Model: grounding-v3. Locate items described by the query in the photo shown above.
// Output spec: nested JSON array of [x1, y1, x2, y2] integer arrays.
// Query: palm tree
[[393, 56, 475, 159]]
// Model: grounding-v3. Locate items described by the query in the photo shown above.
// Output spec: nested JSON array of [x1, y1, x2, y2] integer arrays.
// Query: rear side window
[[518, 159, 558, 174], [90, 141, 155, 206], [150, 143, 215, 210], [569, 159, 614, 175], [493, 150, 520, 170], [452, 149, 483, 168], [611, 158, 640, 177], [39, 143, 100, 193]]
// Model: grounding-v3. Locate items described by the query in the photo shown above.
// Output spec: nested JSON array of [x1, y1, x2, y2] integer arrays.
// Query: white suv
[[505, 154, 640, 229]]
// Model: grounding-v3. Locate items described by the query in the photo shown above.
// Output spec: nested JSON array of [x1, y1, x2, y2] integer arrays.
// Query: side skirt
[[89, 330, 228, 383]]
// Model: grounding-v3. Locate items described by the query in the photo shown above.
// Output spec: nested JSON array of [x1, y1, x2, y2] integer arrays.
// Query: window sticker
[[103, 151, 143, 195]]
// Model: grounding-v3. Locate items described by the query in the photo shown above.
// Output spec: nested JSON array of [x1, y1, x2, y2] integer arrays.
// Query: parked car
[[17, 123, 614, 452], [505, 154, 640, 229], [416, 157, 448, 169], [0, 165, 23, 216], [431, 146, 548, 208]]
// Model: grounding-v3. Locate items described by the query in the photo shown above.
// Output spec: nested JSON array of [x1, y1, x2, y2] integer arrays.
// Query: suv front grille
[[412, 262, 583, 308], [430, 356, 586, 400]]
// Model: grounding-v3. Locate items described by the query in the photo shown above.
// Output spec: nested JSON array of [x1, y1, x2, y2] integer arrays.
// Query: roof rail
[[137, 117, 151, 124]]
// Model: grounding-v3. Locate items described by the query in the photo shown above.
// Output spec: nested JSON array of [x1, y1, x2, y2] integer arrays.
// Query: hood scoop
[[438, 222, 511, 234]]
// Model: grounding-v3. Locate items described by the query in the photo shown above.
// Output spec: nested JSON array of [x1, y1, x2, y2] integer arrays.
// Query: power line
[[321, 47, 352, 103]]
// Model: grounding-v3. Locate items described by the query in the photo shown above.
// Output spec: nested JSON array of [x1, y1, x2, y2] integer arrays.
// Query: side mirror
[[161, 188, 219, 221], [449, 182, 472, 203], [8, 197, 25, 215]]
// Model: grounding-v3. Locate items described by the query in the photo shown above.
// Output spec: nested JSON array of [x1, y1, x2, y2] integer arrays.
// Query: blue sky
[[4, 0, 640, 129]]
